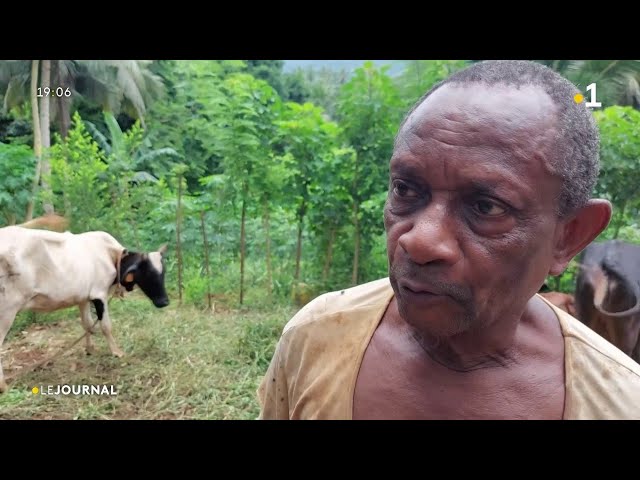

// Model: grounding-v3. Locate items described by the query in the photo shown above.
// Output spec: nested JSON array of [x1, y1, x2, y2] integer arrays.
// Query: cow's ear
[[121, 264, 138, 290], [158, 244, 168, 256]]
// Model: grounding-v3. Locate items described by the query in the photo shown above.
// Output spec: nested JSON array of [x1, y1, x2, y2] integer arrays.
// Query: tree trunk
[[55, 60, 72, 139], [58, 95, 71, 139], [294, 200, 305, 282], [263, 198, 273, 296], [613, 201, 626, 239], [294, 220, 304, 282], [63, 190, 71, 219], [25, 60, 42, 222], [322, 225, 337, 284], [39, 60, 53, 214], [200, 210, 212, 312], [351, 151, 360, 286], [239, 181, 248, 306], [322, 226, 337, 284], [124, 186, 141, 250], [175, 174, 184, 305], [352, 201, 360, 286]]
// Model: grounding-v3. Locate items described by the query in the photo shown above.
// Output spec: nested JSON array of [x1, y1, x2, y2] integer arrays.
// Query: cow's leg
[[97, 301, 125, 358], [0, 308, 20, 393], [79, 302, 96, 355]]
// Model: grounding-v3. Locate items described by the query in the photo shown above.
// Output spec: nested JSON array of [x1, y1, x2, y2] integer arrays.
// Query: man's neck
[[409, 329, 520, 372], [392, 299, 524, 373]]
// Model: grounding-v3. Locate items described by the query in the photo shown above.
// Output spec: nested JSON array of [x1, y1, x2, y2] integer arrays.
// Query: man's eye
[[474, 199, 507, 216], [393, 181, 419, 198]]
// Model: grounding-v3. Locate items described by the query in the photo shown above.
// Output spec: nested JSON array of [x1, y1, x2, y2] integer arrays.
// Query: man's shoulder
[[282, 277, 394, 335], [537, 297, 640, 418], [554, 306, 640, 377]]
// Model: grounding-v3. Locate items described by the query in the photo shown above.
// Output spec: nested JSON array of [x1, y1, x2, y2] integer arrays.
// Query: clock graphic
[[36, 87, 72, 98]]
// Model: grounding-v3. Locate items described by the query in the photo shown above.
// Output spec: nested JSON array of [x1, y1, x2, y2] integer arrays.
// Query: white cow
[[0, 215, 169, 393]]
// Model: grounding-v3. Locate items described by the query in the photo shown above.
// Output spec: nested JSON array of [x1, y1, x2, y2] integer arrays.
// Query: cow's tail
[[18, 214, 69, 232]]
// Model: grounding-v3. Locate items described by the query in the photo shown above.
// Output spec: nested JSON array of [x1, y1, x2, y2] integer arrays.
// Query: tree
[[25, 60, 41, 221], [0, 142, 36, 225], [336, 62, 403, 285], [144, 60, 245, 189], [246, 61, 285, 98], [39, 60, 53, 214], [0, 60, 165, 139], [395, 60, 469, 108], [214, 73, 280, 305], [300, 66, 350, 119], [276, 102, 340, 283], [592, 106, 640, 239], [308, 146, 356, 285]]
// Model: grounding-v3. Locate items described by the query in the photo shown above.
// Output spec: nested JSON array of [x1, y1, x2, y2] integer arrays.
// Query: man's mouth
[[400, 279, 446, 297]]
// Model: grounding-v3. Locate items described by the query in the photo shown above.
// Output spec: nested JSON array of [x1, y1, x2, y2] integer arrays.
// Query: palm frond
[[77, 60, 113, 79], [116, 67, 146, 117], [136, 147, 181, 164], [84, 120, 111, 155], [141, 68, 164, 101], [103, 111, 125, 156], [621, 72, 640, 106], [76, 72, 118, 111], [56, 60, 78, 81], [0, 60, 31, 88], [131, 171, 158, 183], [3, 77, 28, 113]]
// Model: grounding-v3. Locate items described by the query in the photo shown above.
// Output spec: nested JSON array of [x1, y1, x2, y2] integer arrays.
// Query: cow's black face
[[120, 247, 170, 308], [135, 255, 169, 308]]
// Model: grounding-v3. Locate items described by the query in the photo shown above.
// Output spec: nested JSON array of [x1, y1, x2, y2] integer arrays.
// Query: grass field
[[0, 291, 295, 420]]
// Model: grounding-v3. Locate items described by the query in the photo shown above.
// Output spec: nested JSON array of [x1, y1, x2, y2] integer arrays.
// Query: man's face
[[384, 82, 564, 337]]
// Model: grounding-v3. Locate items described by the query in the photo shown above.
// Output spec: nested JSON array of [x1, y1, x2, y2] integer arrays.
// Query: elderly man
[[258, 60, 640, 420]]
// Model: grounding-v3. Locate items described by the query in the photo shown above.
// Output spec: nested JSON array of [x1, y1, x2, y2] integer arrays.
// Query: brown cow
[[574, 240, 640, 363]]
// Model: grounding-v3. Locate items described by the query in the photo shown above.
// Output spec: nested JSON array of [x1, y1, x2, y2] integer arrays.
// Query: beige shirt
[[257, 277, 640, 420]]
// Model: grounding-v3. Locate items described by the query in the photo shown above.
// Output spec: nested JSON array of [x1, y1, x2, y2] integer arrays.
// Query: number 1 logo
[[585, 83, 602, 108]]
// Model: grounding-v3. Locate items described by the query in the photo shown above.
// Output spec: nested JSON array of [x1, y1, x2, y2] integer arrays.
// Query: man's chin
[[397, 299, 473, 339]]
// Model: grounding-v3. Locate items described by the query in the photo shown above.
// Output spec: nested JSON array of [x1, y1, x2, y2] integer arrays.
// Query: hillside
[[283, 60, 406, 76]]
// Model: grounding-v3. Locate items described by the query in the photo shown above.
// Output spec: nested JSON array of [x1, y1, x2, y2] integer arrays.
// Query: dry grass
[[0, 292, 294, 420]]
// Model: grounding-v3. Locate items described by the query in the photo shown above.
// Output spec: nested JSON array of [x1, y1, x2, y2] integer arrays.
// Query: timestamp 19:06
[[37, 87, 71, 97]]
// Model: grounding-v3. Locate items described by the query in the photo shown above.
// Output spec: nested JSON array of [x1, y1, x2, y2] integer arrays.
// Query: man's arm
[[257, 335, 290, 420]]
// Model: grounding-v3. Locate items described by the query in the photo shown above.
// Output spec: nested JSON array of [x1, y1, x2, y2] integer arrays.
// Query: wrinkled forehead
[[148, 252, 164, 274], [398, 82, 558, 151]]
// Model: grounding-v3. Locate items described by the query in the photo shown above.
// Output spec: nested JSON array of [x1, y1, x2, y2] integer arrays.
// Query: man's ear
[[549, 199, 612, 276]]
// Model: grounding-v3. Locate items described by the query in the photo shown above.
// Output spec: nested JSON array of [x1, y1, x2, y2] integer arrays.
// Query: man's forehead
[[401, 82, 558, 138], [390, 82, 563, 197]]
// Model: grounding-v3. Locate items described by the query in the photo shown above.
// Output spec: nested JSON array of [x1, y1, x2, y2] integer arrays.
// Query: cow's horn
[[594, 273, 640, 318]]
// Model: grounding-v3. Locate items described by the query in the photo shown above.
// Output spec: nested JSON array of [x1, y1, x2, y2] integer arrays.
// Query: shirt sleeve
[[257, 333, 291, 420]]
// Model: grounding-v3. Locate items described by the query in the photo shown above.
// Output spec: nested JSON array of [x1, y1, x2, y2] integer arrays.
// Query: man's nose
[[397, 201, 461, 266]]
